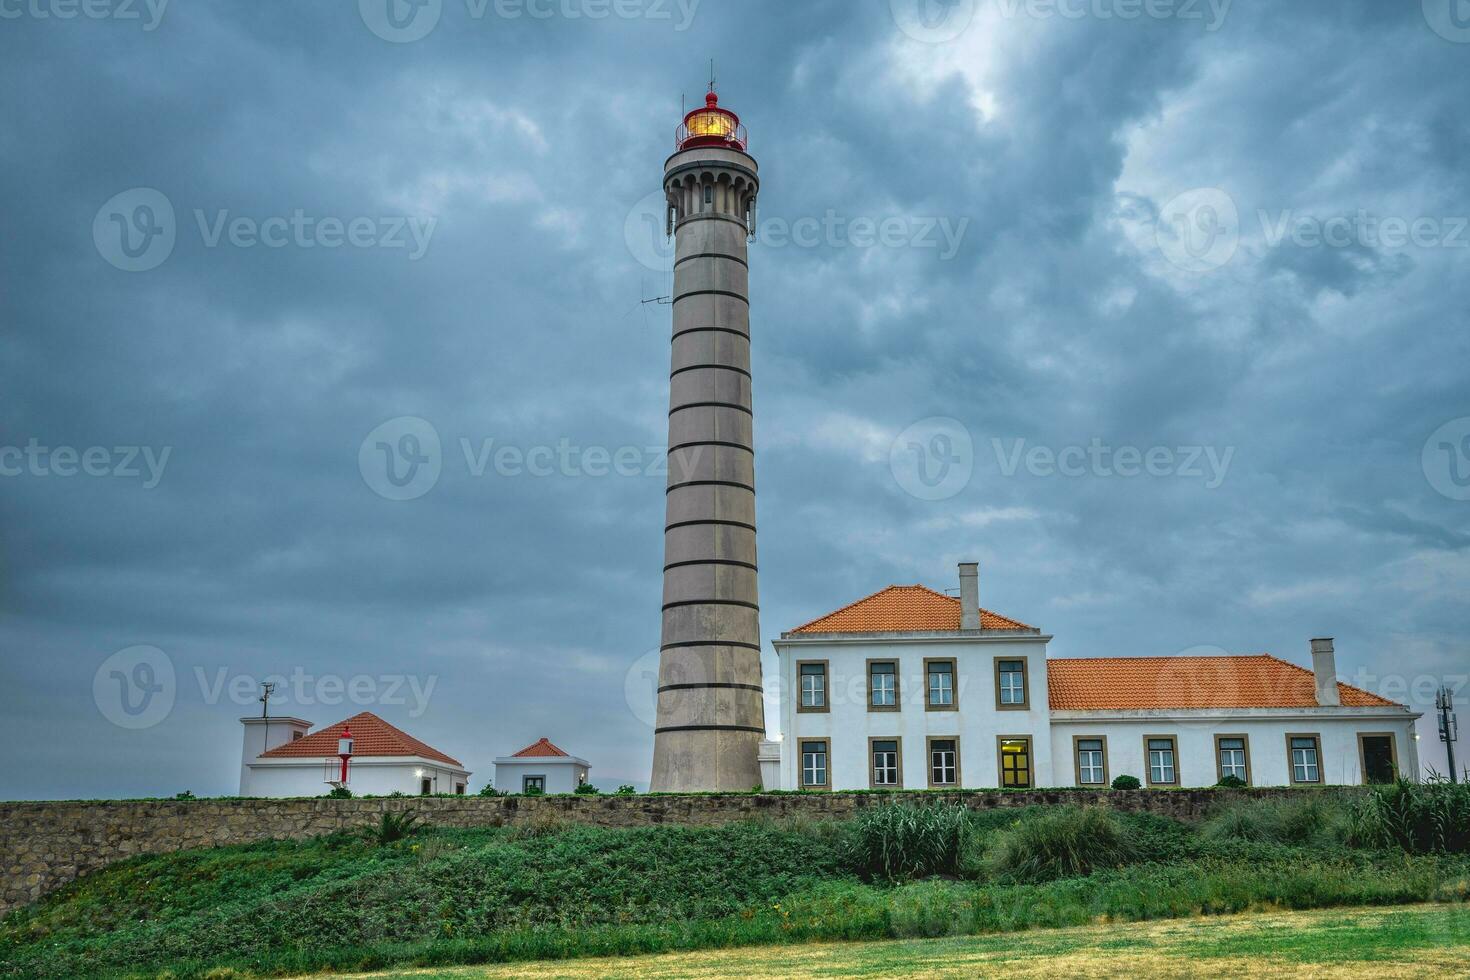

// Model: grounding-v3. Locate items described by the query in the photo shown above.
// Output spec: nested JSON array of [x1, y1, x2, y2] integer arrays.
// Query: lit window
[[872, 739, 900, 786], [999, 738, 1032, 788], [927, 660, 954, 707], [1217, 737, 1248, 783], [930, 739, 957, 786], [799, 662, 827, 709], [1076, 738, 1105, 785], [997, 660, 1027, 707], [801, 740, 828, 788], [1290, 736, 1321, 784], [1148, 737, 1178, 785], [870, 661, 897, 708]]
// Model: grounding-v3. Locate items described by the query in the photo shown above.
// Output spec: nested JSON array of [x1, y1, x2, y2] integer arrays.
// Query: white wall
[[1049, 713, 1420, 787], [242, 758, 471, 798], [776, 635, 1053, 790], [492, 760, 589, 794]]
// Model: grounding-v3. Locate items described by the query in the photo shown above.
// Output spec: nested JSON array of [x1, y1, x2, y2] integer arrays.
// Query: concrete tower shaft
[[649, 136, 765, 793]]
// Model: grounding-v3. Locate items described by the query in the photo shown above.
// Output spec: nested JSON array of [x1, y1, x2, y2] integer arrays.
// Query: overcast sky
[[2, 0, 1467, 798]]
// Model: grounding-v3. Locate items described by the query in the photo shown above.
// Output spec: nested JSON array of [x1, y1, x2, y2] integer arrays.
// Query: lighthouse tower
[[650, 88, 765, 792]]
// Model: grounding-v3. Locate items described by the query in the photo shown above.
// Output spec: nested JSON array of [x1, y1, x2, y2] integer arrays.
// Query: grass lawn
[[330, 904, 1470, 979]]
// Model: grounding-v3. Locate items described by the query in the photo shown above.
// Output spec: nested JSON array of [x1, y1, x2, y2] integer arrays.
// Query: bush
[[575, 783, 600, 795], [325, 786, 353, 799], [522, 784, 545, 797], [980, 804, 1127, 884], [478, 784, 502, 797], [1348, 776, 1470, 854], [1216, 775, 1248, 789], [1203, 795, 1349, 847], [616, 785, 637, 796], [839, 803, 972, 881], [1111, 774, 1141, 790], [363, 811, 423, 846]]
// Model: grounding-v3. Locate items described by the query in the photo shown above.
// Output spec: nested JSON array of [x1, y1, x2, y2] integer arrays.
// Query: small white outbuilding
[[493, 738, 591, 794], [240, 710, 471, 797]]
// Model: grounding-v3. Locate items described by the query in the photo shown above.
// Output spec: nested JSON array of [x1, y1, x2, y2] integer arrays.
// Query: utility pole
[[1438, 685, 1460, 783]]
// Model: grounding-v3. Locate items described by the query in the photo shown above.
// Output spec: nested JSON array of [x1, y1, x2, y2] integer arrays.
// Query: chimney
[[959, 562, 980, 631], [1311, 638, 1340, 706]]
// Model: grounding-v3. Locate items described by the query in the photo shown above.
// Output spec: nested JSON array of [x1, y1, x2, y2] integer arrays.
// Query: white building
[[493, 738, 591, 794], [240, 710, 471, 797], [768, 563, 1421, 791]]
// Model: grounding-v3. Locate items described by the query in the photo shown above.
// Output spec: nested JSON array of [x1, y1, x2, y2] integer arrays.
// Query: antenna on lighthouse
[[708, 58, 716, 95], [259, 681, 275, 719]]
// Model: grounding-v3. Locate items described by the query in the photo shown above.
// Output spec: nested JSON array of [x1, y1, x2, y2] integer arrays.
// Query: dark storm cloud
[[0, 0, 1466, 797]]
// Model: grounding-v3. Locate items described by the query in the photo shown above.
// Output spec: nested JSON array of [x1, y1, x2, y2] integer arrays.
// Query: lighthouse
[[649, 87, 766, 792]]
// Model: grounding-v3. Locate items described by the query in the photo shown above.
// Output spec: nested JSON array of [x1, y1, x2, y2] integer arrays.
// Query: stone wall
[[0, 787, 1317, 915]]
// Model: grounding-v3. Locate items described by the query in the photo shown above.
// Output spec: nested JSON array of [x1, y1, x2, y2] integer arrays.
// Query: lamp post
[[1437, 686, 1459, 783]]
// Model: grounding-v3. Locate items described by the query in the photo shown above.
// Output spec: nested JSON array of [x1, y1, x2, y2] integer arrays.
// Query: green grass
[[2, 794, 1468, 979]]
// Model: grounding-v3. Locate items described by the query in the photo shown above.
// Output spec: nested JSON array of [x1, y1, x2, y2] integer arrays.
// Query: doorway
[[1359, 734, 1397, 784]]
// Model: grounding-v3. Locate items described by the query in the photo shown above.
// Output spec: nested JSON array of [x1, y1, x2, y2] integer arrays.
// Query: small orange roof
[[511, 737, 570, 758], [258, 711, 463, 767], [1047, 655, 1402, 710], [787, 585, 1035, 635]]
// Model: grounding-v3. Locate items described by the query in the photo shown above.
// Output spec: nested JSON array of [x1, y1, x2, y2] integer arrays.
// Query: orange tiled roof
[[511, 737, 570, 758], [787, 585, 1035, 635], [1047, 655, 1402, 710], [258, 711, 463, 767]]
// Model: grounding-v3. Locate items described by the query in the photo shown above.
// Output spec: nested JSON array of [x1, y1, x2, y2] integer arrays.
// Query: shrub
[[575, 783, 600, 795], [1348, 776, 1470, 853], [1216, 775, 1248, 789], [1203, 795, 1348, 847], [478, 784, 502, 797], [522, 784, 545, 797], [839, 803, 972, 881], [363, 811, 423, 846], [174, 790, 196, 801], [980, 804, 1127, 883], [616, 785, 637, 796], [1111, 774, 1141, 790], [326, 786, 353, 799]]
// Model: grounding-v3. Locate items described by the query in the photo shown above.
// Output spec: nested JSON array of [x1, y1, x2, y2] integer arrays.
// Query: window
[[704, 184, 713, 206], [1074, 736, 1107, 786], [870, 738, 901, 787], [1215, 735, 1250, 785], [995, 658, 1029, 709], [1288, 734, 1322, 784], [925, 658, 956, 710], [798, 661, 828, 712], [455, 783, 466, 795], [928, 737, 959, 787], [1146, 736, 1179, 786], [801, 740, 829, 789], [420, 778, 432, 796], [998, 737, 1032, 788], [1359, 733, 1397, 785], [868, 660, 898, 710], [522, 775, 545, 793]]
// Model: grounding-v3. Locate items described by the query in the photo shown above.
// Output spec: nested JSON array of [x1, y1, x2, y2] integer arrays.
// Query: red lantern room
[[677, 90, 747, 152], [337, 726, 353, 759]]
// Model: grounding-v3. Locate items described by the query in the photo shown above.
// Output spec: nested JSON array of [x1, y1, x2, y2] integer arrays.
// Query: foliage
[[521, 784, 544, 797], [1111, 774, 1141, 790], [838, 803, 973, 881], [979, 805, 1128, 884], [363, 811, 423, 846], [574, 783, 600, 795], [615, 785, 637, 796], [1215, 775, 1248, 789], [1347, 776, 1470, 854], [1202, 794, 1350, 848], [478, 784, 502, 797], [325, 786, 353, 799]]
